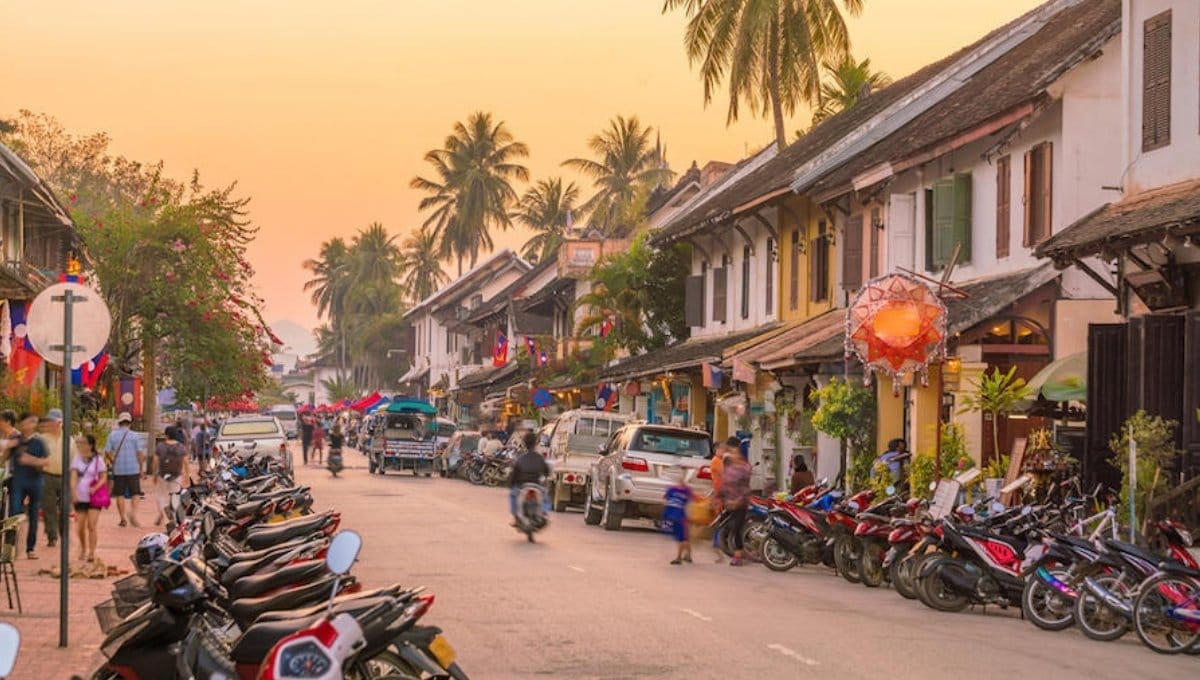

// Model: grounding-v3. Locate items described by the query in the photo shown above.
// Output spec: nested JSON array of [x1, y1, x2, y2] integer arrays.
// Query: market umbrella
[[1026, 352, 1086, 402]]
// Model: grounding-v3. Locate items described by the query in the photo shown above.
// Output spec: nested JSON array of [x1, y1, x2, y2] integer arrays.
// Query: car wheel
[[601, 488, 624, 531], [583, 480, 603, 526]]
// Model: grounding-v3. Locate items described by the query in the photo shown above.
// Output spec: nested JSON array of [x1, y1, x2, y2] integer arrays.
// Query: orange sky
[[3, 0, 1043, 343]]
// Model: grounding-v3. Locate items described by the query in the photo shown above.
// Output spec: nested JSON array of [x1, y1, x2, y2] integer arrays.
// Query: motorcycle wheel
[[742, 521, 768, 562], [857, 539, 886, 588], [1133, 574, 1200, 654], [350, 650, 421, 679], [1074, 574, 1130, 642], [833, 536, 862, 584], [1021, 568, 1076, 631], [890, 553, 920, 600], [467, 465, 484, 486], [762, 537, 799, 572], [920, 559, 970, 613], [89, 670, 121, 680]]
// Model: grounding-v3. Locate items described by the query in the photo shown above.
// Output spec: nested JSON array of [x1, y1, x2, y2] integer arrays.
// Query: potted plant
[[957, 366, 1029, 466]]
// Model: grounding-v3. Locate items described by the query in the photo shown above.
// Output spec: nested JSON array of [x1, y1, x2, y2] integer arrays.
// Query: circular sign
[[26, 282, 112, 369]]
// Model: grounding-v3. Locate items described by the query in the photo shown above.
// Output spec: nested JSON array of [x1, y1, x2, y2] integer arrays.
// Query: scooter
[[328, 447, 345, 477], [0, 623, 18, 679], [514, 484, 549, 543]]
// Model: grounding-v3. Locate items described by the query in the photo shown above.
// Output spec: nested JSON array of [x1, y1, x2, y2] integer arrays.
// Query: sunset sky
[[3, 0, 1043, 349]]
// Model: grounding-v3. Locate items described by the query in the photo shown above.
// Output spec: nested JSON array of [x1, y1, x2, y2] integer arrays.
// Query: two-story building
[[1037, 0, 1200, 489]]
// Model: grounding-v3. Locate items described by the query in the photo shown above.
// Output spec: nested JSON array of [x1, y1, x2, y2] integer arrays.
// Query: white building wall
[[1123, 0, 1200, 193], [689, 206, 780, 338]]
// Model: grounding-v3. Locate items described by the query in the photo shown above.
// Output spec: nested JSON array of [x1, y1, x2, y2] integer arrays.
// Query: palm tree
[[410, 112, 530, 275], [810, 54, 891, 124], [320, 373, 360, 403], [563, 116, 673, 237], [396, 226, 448, 303], [348, 222, 402, 290], [302, 237, 352, 324], [515, 178, 580, 263], [662, 0, 864, 149]]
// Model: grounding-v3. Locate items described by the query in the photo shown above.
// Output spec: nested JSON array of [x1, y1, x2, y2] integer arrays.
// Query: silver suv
[[583, 423, 714, 531]]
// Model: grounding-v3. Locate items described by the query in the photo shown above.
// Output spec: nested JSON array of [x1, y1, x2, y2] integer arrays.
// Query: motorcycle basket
[[94, 598, 124, 634]]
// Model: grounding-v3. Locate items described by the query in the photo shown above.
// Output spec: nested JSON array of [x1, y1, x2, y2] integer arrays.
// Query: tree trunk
[[142, 333, 157, 444], [457, 255, 463, 278], [768, 18, 787, 149]]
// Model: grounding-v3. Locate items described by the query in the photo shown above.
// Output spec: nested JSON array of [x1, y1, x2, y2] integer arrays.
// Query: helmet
[[134, 533, 169, 573]]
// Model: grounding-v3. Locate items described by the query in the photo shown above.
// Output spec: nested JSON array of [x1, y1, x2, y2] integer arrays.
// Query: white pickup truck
[[545, 409, 629, 512]]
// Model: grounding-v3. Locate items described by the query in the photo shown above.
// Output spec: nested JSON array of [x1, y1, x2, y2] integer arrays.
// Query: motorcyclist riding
[[509, 431, 549, 525]]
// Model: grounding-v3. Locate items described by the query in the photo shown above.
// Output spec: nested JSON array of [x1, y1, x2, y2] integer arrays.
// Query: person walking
[[311, 421, 326, 466], [717, 438, 752, 567], [149, 426, 190, 526], [300, 413, 315, 466], [789, 454, 815, 495], [38, 408, 71, 549], [7, 413, 49, 559], [69, 433, 107, 562], [105, 412, 145, 528], [708, 438, 728, 561], [663, 470, 693, 565]]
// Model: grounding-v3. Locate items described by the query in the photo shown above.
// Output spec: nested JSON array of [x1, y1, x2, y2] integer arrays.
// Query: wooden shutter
[[740, 246, 751, 320], [810, 221, 828, 302], [869, 208, 881, 277], [684, 275, 704, 327], [1086, 323, 1127, 491], [953, 173, 972, 263], [1023, 144, 1052, 245], [931, 180, 956, 267], [789, 230, 800, 310], [842, 214, 864, 291], [1142, 11, 1172, 152], [712, 266, 728, 323], [764, 237, 774, 315], [995, 155, 1011, 258], [890, 193, 916, 272]]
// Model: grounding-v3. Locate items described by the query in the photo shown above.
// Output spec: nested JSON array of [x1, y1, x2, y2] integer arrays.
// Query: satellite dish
[[26, 282, 112, 369]]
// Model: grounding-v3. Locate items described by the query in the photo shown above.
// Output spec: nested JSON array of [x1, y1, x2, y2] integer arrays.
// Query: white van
[[545, 409, 629, 512], [269, 404, 299, 440]]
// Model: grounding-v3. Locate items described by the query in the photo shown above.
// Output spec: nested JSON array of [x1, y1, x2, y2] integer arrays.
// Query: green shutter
[[932, 179, 956, 267], [953, 172, 972, 263]]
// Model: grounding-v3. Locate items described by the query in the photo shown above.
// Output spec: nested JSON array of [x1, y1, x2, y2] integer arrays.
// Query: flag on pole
[[595, 383, 618, 411], [538, 351, 549, 367], [492, 332, 509, 368], [9, 346, 41, 387], [701, 363, 724, 389], [524, 336, 538, 365], [600, 317, 614, 338]]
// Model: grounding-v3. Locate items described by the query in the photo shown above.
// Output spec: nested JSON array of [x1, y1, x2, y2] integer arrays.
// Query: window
[[1023, 143, 1052, 246], [740, 245, 751, 320], [869, 208, 881, 278], [929, 173, 972, 268], [630, 427, 712, 457], [810, 220, 829, 302], [221, 420, 284, 437], [1142, 10, 1171, 152], [765, 237, 775, 315], [996, 155, 1011, 258], [469, 294, 483, 310], [446, 330, 453, 354], [684, 272, 705, 327], [842, 214, 864, 291], [789, 229, 801, 310], [712, 255, 729, 323]]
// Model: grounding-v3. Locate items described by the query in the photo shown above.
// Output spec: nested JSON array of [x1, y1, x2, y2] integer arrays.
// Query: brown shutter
[[1142, 11, 1172, 152], [869, 208, 881, 277], [1022, 150, 1034, 247], [789, 230, 800, 310], [810, 221, 828, 302], [712, 266, 728, 322], [765, 237, 775, 315], [995, 155, 1011, 258], [1040, 143, 1053, 242], [842, 214, 864, 291], [685, 275, 705, 327]]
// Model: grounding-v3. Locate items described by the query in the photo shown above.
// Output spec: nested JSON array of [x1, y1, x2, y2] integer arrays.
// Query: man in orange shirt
[[708, 437, 735, 558]]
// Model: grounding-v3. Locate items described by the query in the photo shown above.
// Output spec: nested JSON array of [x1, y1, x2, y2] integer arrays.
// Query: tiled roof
[[598, 326, 774, 381], [943, 265, 1060, 337], [736, 310, 845, 370], [463, 257, 556, 326], [1036, 180, 1200, 264], [456, 361, 523, 391]]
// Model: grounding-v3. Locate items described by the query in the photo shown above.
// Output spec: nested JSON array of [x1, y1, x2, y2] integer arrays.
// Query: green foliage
[[984, 454, 1011, 480], [909, 423, 974, 499], [1109, 410, 1180, 527], [575, 235, 690, 354], [958, 366, 1030, 462], [516, 178, 579, 263], [810, 55, 893, 124], [320, 374, 360, 403], [809, 377, 875, 488]]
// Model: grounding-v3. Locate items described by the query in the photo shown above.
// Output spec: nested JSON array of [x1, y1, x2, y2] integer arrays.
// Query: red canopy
[[351, 391, 382, 412]]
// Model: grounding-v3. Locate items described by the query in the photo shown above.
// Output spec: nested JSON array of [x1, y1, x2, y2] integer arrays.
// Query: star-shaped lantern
[[846, 273, 948, 387]]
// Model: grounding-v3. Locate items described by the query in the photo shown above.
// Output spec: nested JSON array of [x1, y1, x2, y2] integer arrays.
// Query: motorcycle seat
[[228, 559, 327, 600], [227, 574, 343, 629], [222, 539, 323, 587], [229, 596, 393, 663], [244, 513, 335, 550], [1105, 539, 1165, 567], [253, 585, 411, 622], [245, 486, 311, 502], [1157, 561, 1200, 578], [222, 536, 313, 565]]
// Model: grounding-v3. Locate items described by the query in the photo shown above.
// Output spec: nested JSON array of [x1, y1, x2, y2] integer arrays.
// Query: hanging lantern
[[846, 273, 948, 387]]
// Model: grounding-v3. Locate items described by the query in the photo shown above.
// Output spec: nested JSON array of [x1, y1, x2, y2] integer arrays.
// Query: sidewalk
[[1, 506, 155, 678]]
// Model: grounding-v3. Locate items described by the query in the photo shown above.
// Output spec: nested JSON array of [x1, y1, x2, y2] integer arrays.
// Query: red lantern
[[846, 273, 947, 386]]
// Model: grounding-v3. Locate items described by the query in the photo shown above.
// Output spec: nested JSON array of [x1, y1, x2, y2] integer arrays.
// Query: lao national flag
[[538, 351, 549, 367], [72, 352, 109, 388], [595, 383, 618, 411], [9, 346, 42, 387], [600, 317, 614, 338], [524, 336, 538, 363], [701, 363, 724, 389], [493, 332, 508, 368]]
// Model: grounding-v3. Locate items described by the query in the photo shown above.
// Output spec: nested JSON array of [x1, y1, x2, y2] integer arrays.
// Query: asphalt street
[[296, 451, 1196, 680]]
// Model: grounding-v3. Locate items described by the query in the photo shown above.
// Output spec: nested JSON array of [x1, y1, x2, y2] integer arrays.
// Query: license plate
[[429, 634, 457, 668]]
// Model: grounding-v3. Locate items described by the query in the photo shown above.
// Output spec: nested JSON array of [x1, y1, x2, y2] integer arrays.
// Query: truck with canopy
[[367, 398, 441, 476]]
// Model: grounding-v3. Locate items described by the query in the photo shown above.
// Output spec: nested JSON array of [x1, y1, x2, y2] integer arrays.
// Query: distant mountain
[[268, 319, 318, 357]]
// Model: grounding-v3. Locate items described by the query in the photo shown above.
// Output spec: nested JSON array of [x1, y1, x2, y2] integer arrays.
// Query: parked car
[[440, 430, 481, 477], [584, 423, 713, 531], [545, 410, 629, 512], [268, 404, 299, 440], [213, 415, 291, 468]]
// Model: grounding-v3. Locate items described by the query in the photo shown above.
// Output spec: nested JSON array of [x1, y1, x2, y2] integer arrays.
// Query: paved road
[[296, 452, 1195, 680]]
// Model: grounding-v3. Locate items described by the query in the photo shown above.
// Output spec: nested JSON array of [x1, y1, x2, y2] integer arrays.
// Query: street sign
[[26, 282, 111, 368]]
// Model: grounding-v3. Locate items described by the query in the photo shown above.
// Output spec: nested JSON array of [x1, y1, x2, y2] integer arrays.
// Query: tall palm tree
[[515, 177, 579, 263], [396, 226, 448, 303], [410, 112, 530, 275], [662, 0, 864, 149], [811, 54, 891, 124], [563, 116, 673, 237], [348, 222, 402, 289], [302, 237, 352, 324]]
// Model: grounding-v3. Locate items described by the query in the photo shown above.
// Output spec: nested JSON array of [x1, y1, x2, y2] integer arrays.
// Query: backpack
[[157, 442, 187, 478]]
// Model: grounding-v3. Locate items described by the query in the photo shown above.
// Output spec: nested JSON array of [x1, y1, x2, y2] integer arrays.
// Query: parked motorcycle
[[328, 447, 345, 477]]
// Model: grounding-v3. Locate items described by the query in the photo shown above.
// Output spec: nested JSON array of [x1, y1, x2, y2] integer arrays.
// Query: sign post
[[27, 281, 112, 648], [1128, 423, 1137, 543]]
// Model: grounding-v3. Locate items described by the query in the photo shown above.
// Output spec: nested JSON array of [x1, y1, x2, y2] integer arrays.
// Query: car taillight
[[697, 466, 712, 480], [621, 457, 649, 472]]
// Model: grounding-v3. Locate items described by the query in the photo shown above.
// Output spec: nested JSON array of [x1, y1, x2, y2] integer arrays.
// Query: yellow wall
[[876, 381, 905, 453], [777, 195, 836, 324], [909, 364, 943, 458]]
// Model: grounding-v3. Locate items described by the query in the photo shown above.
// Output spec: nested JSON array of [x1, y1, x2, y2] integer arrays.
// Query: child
[[663, 470, 693, 565]]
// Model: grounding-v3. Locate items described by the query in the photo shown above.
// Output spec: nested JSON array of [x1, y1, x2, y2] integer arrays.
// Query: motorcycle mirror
[[991, 501, 1006, 515], [928, 481, 937, 492], [0, 622, 19, 677], [325, 530, 362, 576], [885, 485, 896, 496]]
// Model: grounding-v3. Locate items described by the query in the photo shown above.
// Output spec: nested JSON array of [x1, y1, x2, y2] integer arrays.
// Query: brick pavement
[[1, 506, 154, 678]]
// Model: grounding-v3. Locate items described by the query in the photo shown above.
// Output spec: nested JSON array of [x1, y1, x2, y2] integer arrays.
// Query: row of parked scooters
[[717, 476, 1200, 656], [445, 446, 515, 487], [86, 447, 470, 679]]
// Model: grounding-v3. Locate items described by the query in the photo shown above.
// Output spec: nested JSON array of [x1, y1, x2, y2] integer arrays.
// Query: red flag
[[600, 317, 614, 338], [9, 346, 41, 387], [492, 332, 508, 368]]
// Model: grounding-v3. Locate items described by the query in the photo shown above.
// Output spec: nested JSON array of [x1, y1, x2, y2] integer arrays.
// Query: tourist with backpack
[[148, 425, 190, 526]]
